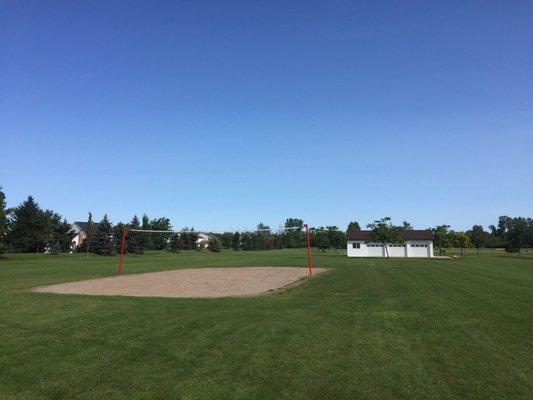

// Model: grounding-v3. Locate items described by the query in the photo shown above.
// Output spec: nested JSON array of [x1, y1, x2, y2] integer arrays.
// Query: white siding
[[347, 241, 365, 257]]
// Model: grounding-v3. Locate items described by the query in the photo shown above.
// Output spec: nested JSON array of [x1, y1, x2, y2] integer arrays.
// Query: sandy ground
[[32, 267, 328, 298]]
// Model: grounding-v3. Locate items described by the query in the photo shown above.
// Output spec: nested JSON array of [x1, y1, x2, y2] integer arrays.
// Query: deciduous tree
[[283, 218, 304, 248], [347, 221, 361, 232], [366, 217, 404, 258], [150, 217, 172, 250], [468, 225, 487, 255], [432, 225, 451, 256]]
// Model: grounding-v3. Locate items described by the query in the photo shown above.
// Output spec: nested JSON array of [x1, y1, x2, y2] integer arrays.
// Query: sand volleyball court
[[32, 267, 327, 298]]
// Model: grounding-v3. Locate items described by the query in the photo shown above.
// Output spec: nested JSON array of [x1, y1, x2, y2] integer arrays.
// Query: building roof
[[346, 230, 434, 241], [73, 221, 100, 233]]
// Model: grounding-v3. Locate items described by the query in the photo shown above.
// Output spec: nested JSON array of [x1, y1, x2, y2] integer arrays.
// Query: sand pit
[[32, 267, 327, 298]]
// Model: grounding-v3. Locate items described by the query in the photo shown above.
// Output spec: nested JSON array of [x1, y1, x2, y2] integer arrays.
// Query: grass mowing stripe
[[0, 250, 531, 399]]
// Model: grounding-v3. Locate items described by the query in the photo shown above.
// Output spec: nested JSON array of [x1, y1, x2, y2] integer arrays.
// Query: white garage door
[[411, 244, 429, 257], [366, 245, 384, 257], [388, 245, 406, 257]]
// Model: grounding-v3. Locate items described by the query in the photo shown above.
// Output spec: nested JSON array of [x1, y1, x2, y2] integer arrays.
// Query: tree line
[[432, 217, 533, 255], [0, 187, 531, 256]]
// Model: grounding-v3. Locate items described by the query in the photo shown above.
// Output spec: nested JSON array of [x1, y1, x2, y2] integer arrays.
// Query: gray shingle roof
[[73, 221, 100, 233]]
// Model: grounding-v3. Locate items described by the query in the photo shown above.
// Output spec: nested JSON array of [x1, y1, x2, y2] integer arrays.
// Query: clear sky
[[1, 1, 532, 232]]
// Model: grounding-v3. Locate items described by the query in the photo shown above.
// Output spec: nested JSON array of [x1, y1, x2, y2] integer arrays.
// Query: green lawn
[[0, 250, 531, 399]]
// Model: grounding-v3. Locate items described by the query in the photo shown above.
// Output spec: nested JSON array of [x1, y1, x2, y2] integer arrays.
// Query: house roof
[[346, 230, 434, 241], [73, 221, 100, 233]]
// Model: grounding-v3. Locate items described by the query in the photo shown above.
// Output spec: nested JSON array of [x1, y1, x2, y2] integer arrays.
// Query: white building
[[346, 230, 434, 258]]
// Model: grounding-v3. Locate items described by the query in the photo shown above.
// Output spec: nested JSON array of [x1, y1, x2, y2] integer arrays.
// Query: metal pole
[[118, 227, 127, 275], [304, 224, 312, 275]]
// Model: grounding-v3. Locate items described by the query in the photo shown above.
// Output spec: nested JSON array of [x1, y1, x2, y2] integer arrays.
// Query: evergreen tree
[[51, 215, 74, 252], [220, 232, 233, 249], [232, 231, 241, 250], [209, 236, 222, 252], [168, 233, 185, 252], [142, 214, 154, 250], [113, 222, 127, 253], [255, 223, 271, 250], [8, 196, 52, 252], [180, 228, 199, 250], [127, 215, 144, 254], [49, 242, 61, 255], [92, 215, 115, 256], [0, 187, 7, 255]]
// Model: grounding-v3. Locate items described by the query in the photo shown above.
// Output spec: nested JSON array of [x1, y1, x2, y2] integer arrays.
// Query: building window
[[352, 243, 360, 249]]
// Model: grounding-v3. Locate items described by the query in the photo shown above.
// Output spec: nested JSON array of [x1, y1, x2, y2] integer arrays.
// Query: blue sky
[[1, 1, 532, 232]]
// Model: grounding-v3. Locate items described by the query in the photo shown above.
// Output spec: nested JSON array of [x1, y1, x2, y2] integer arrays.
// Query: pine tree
[[51, 215, 73, 252], [127, 215, 144, 254], [209, 236, 222, 252], [92, 215, 115, 256], [179, 228, 199, 250], [220, 232, 234, 249], [232, 232, 240, 251], [0, 187, 7, 255], [113, 222, 127, 253], [8, 196, 52, 252], [168, 233, 185, 252], [49, 242, 61, 255]]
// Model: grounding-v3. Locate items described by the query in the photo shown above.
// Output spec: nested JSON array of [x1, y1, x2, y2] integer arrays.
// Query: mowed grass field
[[1, 250, 532, 399]]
